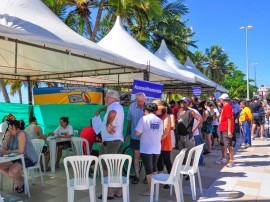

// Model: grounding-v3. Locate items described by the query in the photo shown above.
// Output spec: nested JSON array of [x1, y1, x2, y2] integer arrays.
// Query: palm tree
[[205, 45, 229, 84], [0, 79, 10, 103], [193, 51, 207, 73]]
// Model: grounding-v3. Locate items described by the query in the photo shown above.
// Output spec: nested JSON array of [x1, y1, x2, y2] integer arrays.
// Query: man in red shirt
[[216, 93, 235, 168]]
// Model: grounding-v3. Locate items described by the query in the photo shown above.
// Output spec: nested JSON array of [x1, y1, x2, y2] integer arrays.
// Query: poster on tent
[[192, 86, 202, 97], [33, 86, 103, 105], [214, 91, 221, 100], [131, 80, 163, 103]]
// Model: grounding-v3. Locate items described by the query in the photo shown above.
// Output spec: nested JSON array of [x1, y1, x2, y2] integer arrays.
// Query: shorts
[[99, 140, 123, 155], [99, 140, 123, 170], [12, 158, 36, 168], [178, 134, 195, 158], [212, 125, 219, 138], [130, 139, 140, 150], [220, 131, 233, 147], [253, 117, 265, 126], [140, 153, 159, 175]]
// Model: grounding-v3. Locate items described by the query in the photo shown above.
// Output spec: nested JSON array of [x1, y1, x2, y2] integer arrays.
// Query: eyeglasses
[[105, 96, 116, 100]]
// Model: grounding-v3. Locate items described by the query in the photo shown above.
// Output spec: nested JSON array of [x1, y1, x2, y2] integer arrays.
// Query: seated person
[[0, 114, 16, 146], [25, 117, 50, 171], [52, 117, 73, 168], [80, 119, 97, 154], [0, 120, 38, 193]]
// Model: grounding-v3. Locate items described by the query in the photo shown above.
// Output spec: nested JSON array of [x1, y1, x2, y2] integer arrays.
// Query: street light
[[252, 62, 258, 87], [240, 25, 253, 100]]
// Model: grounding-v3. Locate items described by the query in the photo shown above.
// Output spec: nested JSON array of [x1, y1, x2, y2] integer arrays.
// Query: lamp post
[[252, 62, 258, 87], [240, 25, 253, 100]]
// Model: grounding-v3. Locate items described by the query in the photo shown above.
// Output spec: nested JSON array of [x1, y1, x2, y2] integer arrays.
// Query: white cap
[[219, 93, 229, 100]]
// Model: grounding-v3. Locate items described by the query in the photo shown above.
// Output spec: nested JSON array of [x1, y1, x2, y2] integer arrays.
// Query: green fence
[[0, 102, 129, 137]]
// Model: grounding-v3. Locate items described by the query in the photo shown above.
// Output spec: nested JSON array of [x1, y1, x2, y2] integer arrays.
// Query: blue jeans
[[242, 121, 251, 145], [194, 135, 204, 166]]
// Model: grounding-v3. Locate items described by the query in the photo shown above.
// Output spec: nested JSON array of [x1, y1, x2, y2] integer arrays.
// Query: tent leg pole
[[27, 76, 33, 117]]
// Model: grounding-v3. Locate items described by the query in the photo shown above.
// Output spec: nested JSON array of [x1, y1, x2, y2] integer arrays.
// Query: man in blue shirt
[[126, 92, 146, 184]]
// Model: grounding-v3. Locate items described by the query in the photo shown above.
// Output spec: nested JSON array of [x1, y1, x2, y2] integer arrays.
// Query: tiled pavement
[[0, 135, 269, 202]]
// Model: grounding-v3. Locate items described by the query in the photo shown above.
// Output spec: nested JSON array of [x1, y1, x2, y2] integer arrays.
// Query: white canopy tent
[[155, 40, 228, 93], [184, 58, 228, 93], [0, 0, 151, 83], [96, 16, 196, 85]]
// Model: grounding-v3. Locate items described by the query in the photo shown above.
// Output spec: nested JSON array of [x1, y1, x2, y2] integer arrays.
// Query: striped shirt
[[127, 102, 144, 140]]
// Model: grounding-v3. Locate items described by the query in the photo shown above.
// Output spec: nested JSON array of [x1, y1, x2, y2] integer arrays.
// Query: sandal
[[98, 195, 114, 200], [114, 194, 122, 198], [140, 191, 151, 196], [17, 185, 24, 193], [131, 176, 139, 184]]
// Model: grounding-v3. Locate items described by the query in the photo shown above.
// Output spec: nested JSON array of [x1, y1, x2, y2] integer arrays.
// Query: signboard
[[33, 86, 103, 105], [131, 80, 163, 103], [192, 86, 202, 97], [214, 91, 221, 100]]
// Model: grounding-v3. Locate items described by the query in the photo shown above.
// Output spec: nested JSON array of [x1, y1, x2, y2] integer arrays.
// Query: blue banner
[[192, 86, 202, 97], [131, 80, 163, 102]]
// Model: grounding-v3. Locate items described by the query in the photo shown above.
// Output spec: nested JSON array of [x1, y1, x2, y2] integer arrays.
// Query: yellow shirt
[[240, 107, 252, 123]]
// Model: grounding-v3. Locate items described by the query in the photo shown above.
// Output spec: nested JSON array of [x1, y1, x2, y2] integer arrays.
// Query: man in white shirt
[[95, 90, 124, 200]]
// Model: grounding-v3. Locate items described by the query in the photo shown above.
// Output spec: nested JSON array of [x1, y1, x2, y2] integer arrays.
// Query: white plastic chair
[[150, 149, 187, 202], [29, 139, 45, 186], [180, 144, 204, 201], [71, 137, 90, 155], [64, 155, 99, 202], [99, 154, 132, 202]]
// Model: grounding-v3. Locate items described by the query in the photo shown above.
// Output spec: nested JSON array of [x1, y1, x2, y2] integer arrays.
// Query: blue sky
[[183, 0, 269, 88], [1, 0, 269, 103]]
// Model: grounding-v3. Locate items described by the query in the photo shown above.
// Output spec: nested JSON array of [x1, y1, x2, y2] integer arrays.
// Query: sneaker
[[241, 145, 246, 149], [240, 142, 246, 146], [252, 137, 255, 140], [260, 137, 266, 141], [215, 159, 227, 165], [245, 144, 251, 148]]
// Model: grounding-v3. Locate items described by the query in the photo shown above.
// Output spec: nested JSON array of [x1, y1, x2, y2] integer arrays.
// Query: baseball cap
[[180, 97, 190, 103], [219, 93, 229, 100]]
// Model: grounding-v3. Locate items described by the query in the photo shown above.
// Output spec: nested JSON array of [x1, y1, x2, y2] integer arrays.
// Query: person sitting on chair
[[0, 120, 37, 193], [51, 117, 73, 168]]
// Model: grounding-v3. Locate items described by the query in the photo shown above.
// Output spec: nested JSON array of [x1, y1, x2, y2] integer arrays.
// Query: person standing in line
[[201, 101, 215, 154], [169, 100, 180, 149], [250, 97, 266, 140], [154, 100, 172, 189], [212, 103, 220, 150], [188, 100, 204, 166], [216, 93, 235, 168], [125, 92, 146, 184], [239, 101, 253, 148], [96, 90, 124, 200], [176, 97, 203, 161], [135, 103, 163, 196]]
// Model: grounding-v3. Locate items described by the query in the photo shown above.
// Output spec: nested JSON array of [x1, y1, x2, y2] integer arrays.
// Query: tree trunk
[[19, 87, 22, 104], [90, 0, 105, 42], [83, 14, 93, 37], [0, 79, 10, 103]]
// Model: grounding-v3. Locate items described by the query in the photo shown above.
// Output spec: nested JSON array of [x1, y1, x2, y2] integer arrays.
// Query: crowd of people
[[0, 89, 269, 199], [97, 90, 270, 199]]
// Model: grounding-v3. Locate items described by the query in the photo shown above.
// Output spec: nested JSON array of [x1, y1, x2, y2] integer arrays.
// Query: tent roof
[[0, 0, 149, 81], [97, 16, 196, 84], [155, 40, 215, 87]]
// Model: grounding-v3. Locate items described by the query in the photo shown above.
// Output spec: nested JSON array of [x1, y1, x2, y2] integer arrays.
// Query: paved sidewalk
[[199, 137, 270, 202]]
